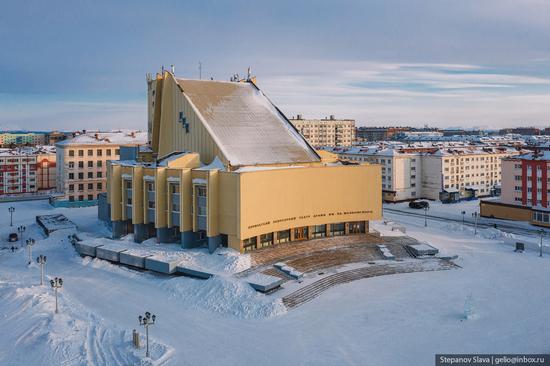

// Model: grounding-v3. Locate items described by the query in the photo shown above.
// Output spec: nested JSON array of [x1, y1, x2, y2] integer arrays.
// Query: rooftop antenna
[[199, 61, 202, 80], [161, 65, 165, 74], [170, 64, 175, 74], [247, 66, 251, 81]]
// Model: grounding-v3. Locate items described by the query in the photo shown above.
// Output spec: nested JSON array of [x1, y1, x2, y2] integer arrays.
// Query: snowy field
[[1, 200, 550, 365]]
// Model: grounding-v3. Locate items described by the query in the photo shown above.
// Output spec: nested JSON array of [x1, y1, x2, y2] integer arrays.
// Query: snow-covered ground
[[1, 200, 549, 365]]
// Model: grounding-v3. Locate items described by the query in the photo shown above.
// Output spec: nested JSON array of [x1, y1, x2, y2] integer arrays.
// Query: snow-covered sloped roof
[[176, 79, 320, 166], [56, 131, 147, 147]]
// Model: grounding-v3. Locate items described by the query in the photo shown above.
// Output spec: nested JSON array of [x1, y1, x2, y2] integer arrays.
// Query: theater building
[[106, 70, 381, 253]]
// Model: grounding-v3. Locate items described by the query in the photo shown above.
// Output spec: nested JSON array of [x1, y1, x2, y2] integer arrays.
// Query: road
[[383, 207, 549, 237]]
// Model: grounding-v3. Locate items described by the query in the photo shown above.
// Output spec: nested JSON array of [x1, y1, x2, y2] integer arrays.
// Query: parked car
[[409, 200, 430, 209], [8, 233, 18, 242]]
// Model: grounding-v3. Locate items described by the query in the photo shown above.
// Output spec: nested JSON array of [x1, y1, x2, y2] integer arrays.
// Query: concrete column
[[134, 224, 149, 243], [325, 224, 330, 237], [181, 230, 196, 249], [308, 226, 314, 239], [208, 235, 221, 254], [290, 227, 295, 241], [112, 220, 124, 239], [365, 220, 369, 234], [345, 222, 350, 235], [157, 227, 172, 243], [256, 235, 261, 249], [273, 231, 278, 244]]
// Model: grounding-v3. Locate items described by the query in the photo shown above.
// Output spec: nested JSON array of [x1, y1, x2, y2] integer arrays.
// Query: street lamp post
[[18, 225, 26, 248], [138, 311, 156, 358], [8, 206, 15, 226], [472, 212, 479, 235], [461, 211, 466, 226], [424, 206, 429, 227], [50, 277, 63, 313], [539, 229, 544, 257], [36, 255, 46, 285], [26, 238, 35, 265]]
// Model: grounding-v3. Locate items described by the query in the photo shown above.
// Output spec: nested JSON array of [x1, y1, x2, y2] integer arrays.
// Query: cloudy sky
[[1, 0, 550, 130]]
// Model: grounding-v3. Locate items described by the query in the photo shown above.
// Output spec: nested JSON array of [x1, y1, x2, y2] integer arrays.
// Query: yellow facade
[[107, 70, 382, 253]]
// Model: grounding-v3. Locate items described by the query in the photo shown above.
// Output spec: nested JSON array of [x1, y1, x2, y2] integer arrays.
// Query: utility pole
[[424, 206, 429, 227], [539, 229, 544, 257], [138, 311, 156, 358], [18, 225, 26, 248], [26, 238, 35, 265], [8, 206, 15, 226], [36, 255, 46, 286], [50, 277, 63, 313], [472, 212, 479, 235]]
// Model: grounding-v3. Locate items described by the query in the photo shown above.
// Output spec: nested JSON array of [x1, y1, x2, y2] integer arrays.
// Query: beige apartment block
[[55, 131, 147, 206], [289, 115, 355, 147], [333, 144, 519, 202]]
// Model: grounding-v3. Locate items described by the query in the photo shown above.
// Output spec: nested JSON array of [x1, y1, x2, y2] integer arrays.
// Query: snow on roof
[[0, 145, 56, 157], [196, 156, 226, 171], [176, 78, 320, 166], [56, 131, 147, 147]]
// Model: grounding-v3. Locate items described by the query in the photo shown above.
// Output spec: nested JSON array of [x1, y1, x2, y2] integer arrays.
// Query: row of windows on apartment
[[445, 164, 499, 171], [67, 148, 119, 157], [2, 171, 36, 177], [518, 187, 550, 193], [515, 197, 550, 206], [68, 182, 102, 192], [0, 158, 36, 163], [67, 161, 104, 169], [533, 211, 550, 223], [444, 181, 491, 188], [68, 172, 103, 180], [445, 172, 496, 179], [444, 157, 500, 163], [519, 165, 550, 170], [514, 176, 550, 182], [68, 194, 96, 202]]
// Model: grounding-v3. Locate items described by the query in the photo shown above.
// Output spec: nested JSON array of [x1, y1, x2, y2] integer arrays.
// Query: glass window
[[97, 182, 102, 190], [97, 149, 102, 156], [68, 173, 74, 180], [126, 180, 132, 189], [97, 161, 102, 168], [87, 172, 93, 179], [88, 161, 93, 168], [196, 185, 206, 197], [88, 194, 94, 200], [68, 162, 74, 168], [148, 200, 155, 209], [106, 149, 112, 156], [78, 161, 84, 168], [78, 150, 84, 157], [68, 150, 75, 157], [97, 172, 102, 178], [87, 149, 93, 156]]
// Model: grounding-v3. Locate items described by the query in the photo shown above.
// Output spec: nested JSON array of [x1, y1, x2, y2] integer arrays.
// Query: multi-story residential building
[[289, 115, 355, 147], [46, 131, 70, 145], [481, 148, 550, 227], [103, 70, 381, 253], [0, 146, 56, 196], [332, 143, 518, 202], [356, 127, 411, 142], [0, 132, 47, 147], [54, 131, 147, 206]]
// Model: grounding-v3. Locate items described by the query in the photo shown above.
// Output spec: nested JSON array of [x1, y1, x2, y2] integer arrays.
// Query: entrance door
[[293, 226, 308, 241]]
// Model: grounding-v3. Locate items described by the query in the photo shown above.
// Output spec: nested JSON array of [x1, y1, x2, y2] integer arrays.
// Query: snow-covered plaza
[[0, 200, 549, 365]]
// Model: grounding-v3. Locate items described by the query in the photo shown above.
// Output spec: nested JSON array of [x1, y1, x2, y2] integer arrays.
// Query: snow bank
[[161, 276, 286, 319]]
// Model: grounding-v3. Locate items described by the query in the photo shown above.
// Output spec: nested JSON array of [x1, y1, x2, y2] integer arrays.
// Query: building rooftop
[[176, 78, 320, 166], [56, 131, 147, 147]]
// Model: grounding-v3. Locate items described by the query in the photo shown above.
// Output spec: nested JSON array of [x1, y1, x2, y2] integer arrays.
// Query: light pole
[[424, 206, 429, 227], [461, 211, 466, 226], [8, 206, 15, 226], [472, 212, 479, 235], [50, 277, 63, 313], [36, 255, 46, 285], [18, 225, 26, 247], [539, 229, 544, 257], [26, 238, 35, 265], [138, 311, 156, 358]]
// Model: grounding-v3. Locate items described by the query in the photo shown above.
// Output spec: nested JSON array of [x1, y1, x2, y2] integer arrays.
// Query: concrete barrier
[[145, 255, 181, 274], [96, 244, 129, 262], [175, 265, 213, 279], [75, 241, 105, 257], [119, 249, 153, 268], [246, 273, 284, 292]]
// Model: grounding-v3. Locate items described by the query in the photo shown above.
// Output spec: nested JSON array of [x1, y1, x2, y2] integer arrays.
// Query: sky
[[1, 0, 550, 131]]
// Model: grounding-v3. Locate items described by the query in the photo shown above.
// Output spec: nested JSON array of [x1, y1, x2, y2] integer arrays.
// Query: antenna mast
[[199, 61, 202, 80]]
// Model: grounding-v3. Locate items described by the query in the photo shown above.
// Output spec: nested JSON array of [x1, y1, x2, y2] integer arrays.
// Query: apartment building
[[0, 132, 47, 147], [0, 146, 56, 195], [54, 131, 147, 206], [104, 70, 381, 253], [289, 115, 355, 147], [356, 127, 411, 142], [481, 148, 550, 227], [332, 144, 518, 202]]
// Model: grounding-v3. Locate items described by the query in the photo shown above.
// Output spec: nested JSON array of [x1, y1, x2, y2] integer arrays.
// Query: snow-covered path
[[1, 200, 550, 365]]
